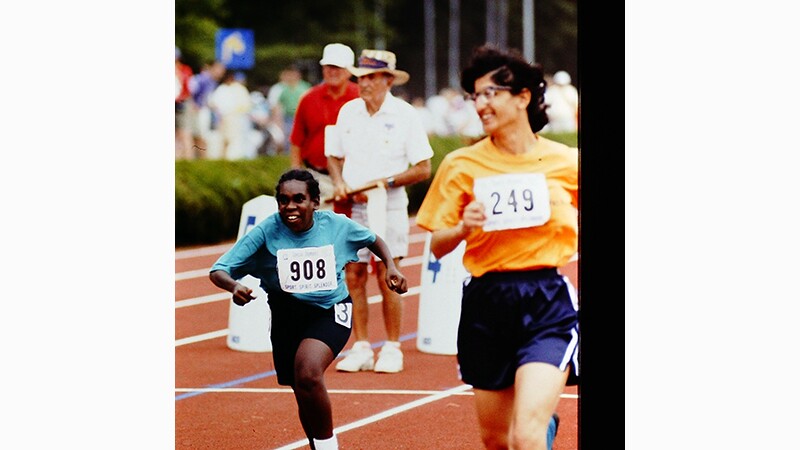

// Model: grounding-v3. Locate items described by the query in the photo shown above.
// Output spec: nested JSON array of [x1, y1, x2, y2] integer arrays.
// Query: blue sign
[[426, 254, 442, 283], [215, 28, 255, 69], [242, 215, 257, 235]]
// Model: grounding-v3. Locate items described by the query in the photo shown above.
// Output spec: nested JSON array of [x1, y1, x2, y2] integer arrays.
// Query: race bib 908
[[473, 173, 551, 231], [277, 245, 338, 293]]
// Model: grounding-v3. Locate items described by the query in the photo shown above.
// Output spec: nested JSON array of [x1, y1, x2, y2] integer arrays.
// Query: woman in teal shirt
[[210, 169, 407, 450]]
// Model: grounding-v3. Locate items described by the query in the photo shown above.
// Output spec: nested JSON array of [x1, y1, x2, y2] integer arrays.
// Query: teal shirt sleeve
[[210, 222, 270, 281], [337, 214, 377, 266]]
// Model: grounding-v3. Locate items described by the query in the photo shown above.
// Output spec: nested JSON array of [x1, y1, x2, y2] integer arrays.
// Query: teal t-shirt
[[210, 210, 376, 309]]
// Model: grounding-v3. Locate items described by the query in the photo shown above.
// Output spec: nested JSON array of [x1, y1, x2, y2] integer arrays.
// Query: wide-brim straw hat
[[347, 49, 410, 86]]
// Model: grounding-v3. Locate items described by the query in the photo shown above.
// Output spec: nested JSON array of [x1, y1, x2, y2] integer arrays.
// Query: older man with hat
[[326, 49, 433, 374], [289, 43, 360, 209]]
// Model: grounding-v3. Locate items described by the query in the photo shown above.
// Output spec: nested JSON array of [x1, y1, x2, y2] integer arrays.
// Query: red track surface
[[176, 220, 579, 449]]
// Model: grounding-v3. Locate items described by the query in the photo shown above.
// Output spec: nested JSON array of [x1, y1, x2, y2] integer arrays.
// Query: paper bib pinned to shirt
[[472, 173, 551, 231]]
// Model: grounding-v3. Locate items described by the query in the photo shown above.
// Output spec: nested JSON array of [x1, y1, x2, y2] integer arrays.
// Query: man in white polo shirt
[[326, 49, 433, 373]]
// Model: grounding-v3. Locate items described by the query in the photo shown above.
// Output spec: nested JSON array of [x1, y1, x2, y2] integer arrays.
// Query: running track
[[175, 218, 579, 449]]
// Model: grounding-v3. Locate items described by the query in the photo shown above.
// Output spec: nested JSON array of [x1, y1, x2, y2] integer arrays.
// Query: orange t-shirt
[[415, 136, 578, 277]]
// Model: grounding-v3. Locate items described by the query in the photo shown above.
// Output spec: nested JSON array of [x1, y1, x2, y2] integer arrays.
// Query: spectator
[[255, 84, 286, 156], [411, 97, 440, 136], [209, 169, 408, 450], [423, 91, 452, 136], [269, 66, 312, 154], [326, 49, 433, 374], [189, 60, 226, 154], [175, 47, 195, 159], [542, 70, 579, 133], [249, 90, 281, 157], [440, 87, 484, 138], [289, 43, 359, 211], [207, 69, 253, 160], [267, 75, 286, 123], [414, 44, 576, 450]]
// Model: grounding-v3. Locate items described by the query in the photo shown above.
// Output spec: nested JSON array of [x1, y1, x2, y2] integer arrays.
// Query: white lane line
[[174, 387, 473, 395], [176, 268, 212, 281], [369, 285, 420, 303], [175, 329, 227, 347], [409, 232, 427, 243], [175, 275, 421, 310], [174, 286, 422, 344], [176, 228, 567, 264], [401, 255, 423, 266], [176, 292, 230, 308], [176, 230, 427, 261], [176, 243, 234, 260], [173, 387, 579, 400], [176, 253, 425, 282], [273, 384, 475, 450]]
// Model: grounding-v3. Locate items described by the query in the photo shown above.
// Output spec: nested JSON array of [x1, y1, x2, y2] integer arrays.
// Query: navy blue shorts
[[457, 268, 580, 390], [267, 292, 353, 386]]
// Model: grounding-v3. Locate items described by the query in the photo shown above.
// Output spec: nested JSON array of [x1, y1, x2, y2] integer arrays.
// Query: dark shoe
[[552, 413, 560, 437]]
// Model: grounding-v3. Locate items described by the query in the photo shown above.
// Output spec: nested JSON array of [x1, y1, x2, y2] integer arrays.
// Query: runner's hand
[[232, 283, 256, 306], [462, 200, 487, 232], [385, 268, 408, 294]]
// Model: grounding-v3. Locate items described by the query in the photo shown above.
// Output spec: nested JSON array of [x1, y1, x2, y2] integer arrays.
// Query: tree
[[175, 0, 577, 99]]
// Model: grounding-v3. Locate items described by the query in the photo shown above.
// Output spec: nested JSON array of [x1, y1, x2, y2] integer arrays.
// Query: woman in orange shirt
[[416, 45, 579, 450]]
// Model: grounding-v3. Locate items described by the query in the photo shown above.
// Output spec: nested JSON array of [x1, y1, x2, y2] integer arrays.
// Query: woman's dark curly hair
[[276, 169, 321, 202], [460, 44, 549, 133]]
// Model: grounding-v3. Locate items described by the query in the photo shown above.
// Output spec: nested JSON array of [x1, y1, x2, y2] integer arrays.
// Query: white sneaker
[[335, 341, 374, 372], [374, 341, 403, 373]]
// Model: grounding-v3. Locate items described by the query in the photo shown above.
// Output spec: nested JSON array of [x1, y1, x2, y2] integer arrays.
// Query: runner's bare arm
[[367, 236, 408, 294], [209, 270, 256, 306], [374, 159, 431, 189], [430, 200, 485, 259], [326, 155, 348, 201]]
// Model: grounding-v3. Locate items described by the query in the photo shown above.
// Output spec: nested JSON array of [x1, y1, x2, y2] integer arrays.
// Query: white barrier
[[227, 195, 277, 352], [416, 233, 469, 355]]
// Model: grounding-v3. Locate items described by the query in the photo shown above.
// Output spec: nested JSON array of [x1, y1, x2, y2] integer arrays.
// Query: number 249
[[490, 189, 534, 215]]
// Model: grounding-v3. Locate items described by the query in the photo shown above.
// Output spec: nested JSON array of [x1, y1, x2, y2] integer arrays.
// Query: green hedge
[[175, 156, 291, 246], [175, 132, 577, 246]]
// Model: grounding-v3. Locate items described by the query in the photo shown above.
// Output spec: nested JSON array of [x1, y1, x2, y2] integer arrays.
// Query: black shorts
[[457, 268, 580, 390], [267, 292, 353, 386]]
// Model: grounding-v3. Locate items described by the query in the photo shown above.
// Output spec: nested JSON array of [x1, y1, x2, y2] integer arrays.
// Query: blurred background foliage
[[175, 0, 577, 99], [175, 132, 577, 246], [175, 0, 578, 246]]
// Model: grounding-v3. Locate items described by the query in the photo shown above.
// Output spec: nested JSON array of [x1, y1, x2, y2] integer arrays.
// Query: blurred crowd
[[541, 70, 579, 134], [175, 47, 578, 161]]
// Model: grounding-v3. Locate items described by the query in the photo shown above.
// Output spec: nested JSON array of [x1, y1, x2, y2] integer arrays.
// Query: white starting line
[[175, 285, 421, 347]]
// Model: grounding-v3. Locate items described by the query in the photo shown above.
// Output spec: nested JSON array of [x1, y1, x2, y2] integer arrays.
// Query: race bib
[[333, 302, 353, 328], [276, 245, 338, 293], [473, 173, 551, 231]]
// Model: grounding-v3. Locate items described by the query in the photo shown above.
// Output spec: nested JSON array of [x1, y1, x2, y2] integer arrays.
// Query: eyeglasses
[[463, 86, 513, 103]]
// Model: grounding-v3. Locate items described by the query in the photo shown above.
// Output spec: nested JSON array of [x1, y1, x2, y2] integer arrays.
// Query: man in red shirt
[[289, 43, 359, 210]]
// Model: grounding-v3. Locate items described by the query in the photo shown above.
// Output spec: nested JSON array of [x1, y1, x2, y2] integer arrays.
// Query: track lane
[[175, 220, 579, 449]]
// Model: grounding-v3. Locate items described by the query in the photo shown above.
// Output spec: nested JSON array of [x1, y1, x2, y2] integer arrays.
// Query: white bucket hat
[[319, 43, 355, 68], [553, 71, 572, 86], [347, 49, 410, 85]]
